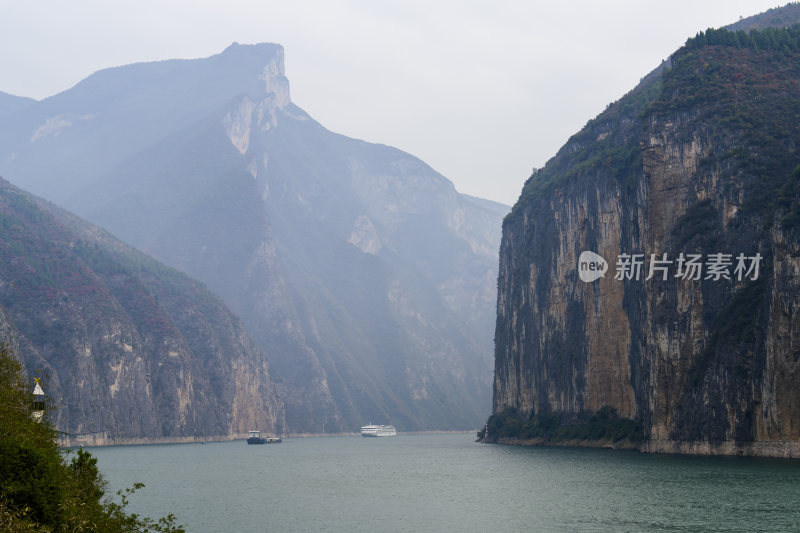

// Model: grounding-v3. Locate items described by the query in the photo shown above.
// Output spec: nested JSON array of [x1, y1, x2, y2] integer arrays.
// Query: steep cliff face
[[493, 26, 800, 456], [0, 178, 284, 443]]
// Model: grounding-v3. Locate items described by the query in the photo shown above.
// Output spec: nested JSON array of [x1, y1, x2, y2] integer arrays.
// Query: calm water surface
[[86, 433, 800, 532]]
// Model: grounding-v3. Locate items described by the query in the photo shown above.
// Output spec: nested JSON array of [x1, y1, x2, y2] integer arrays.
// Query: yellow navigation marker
[[32, 378, 45, 421]]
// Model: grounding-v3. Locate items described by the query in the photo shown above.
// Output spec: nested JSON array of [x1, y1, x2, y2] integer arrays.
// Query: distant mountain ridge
[[0, 177, 284, 443], [726, 2, 800, 31], [0, 43, 507, 433], [0, 91, 35, 118]]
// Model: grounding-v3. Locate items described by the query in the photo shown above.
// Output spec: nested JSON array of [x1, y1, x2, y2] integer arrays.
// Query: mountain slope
[[0, 177, 283, 443], [0, 91, 35, 118], [0, 44, 506, 432], [490, 12, 800, 457]]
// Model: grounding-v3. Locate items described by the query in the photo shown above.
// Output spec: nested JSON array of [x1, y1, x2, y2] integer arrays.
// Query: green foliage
[[0, 344, 184, 532], [0, 345, 66, 527], [684, 25, 800, 54], [672, 199, 719, 248], [690, 276, 768, 385], [650, 29, 800, 231], [778, 166, 800, 229], [551, 406, 643, 442], [484, 406, 643, 444]]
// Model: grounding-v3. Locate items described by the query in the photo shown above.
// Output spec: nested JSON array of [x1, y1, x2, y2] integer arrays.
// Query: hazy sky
[[0, 1, 785, 206]]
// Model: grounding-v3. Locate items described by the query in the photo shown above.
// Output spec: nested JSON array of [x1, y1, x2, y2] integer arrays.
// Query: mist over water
[[86, 433, 800, 532]]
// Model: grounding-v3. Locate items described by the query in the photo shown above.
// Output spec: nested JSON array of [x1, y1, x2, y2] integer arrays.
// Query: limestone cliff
[[0, 178, 284, 443], [492, 24, 800, 457]]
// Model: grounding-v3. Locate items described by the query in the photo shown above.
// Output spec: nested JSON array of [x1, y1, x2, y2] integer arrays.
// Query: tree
[[0, 344, 184, 532]]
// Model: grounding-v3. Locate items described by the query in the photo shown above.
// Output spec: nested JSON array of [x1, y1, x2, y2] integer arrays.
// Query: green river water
[[86, 433, 800, 532]]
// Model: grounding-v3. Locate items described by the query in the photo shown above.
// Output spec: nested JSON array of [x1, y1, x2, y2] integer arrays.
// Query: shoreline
[[63, 431, 800, 459], [60, 429, 477, 447], [482, 436, 800, 459]]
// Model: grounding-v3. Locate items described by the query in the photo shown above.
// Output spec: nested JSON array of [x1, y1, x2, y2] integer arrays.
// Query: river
[[85, 433, 800, 532]]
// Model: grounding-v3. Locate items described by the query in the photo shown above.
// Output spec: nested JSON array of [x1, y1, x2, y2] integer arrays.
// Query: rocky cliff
[[491, 22, 800, 457], [0, 178, 284, 443]]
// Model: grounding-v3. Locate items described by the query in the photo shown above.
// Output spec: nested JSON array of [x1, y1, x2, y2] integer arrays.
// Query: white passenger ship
[[360, 424, 397, 437]]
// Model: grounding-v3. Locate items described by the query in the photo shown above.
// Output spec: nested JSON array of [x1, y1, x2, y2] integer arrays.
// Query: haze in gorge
[[2, 2, 800, 532]]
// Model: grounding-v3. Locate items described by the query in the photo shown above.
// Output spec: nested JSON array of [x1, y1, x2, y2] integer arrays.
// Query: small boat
[[361, 424, 397, 437], [247, 430, 281, 444]]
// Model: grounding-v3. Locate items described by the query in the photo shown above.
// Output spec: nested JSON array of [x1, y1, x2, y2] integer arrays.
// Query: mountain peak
[[221, 41, 282, 56], [218, 42, 290, 107]]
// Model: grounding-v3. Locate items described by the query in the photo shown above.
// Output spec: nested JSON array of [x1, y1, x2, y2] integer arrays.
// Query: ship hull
[[361, 425, 397, 437]]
